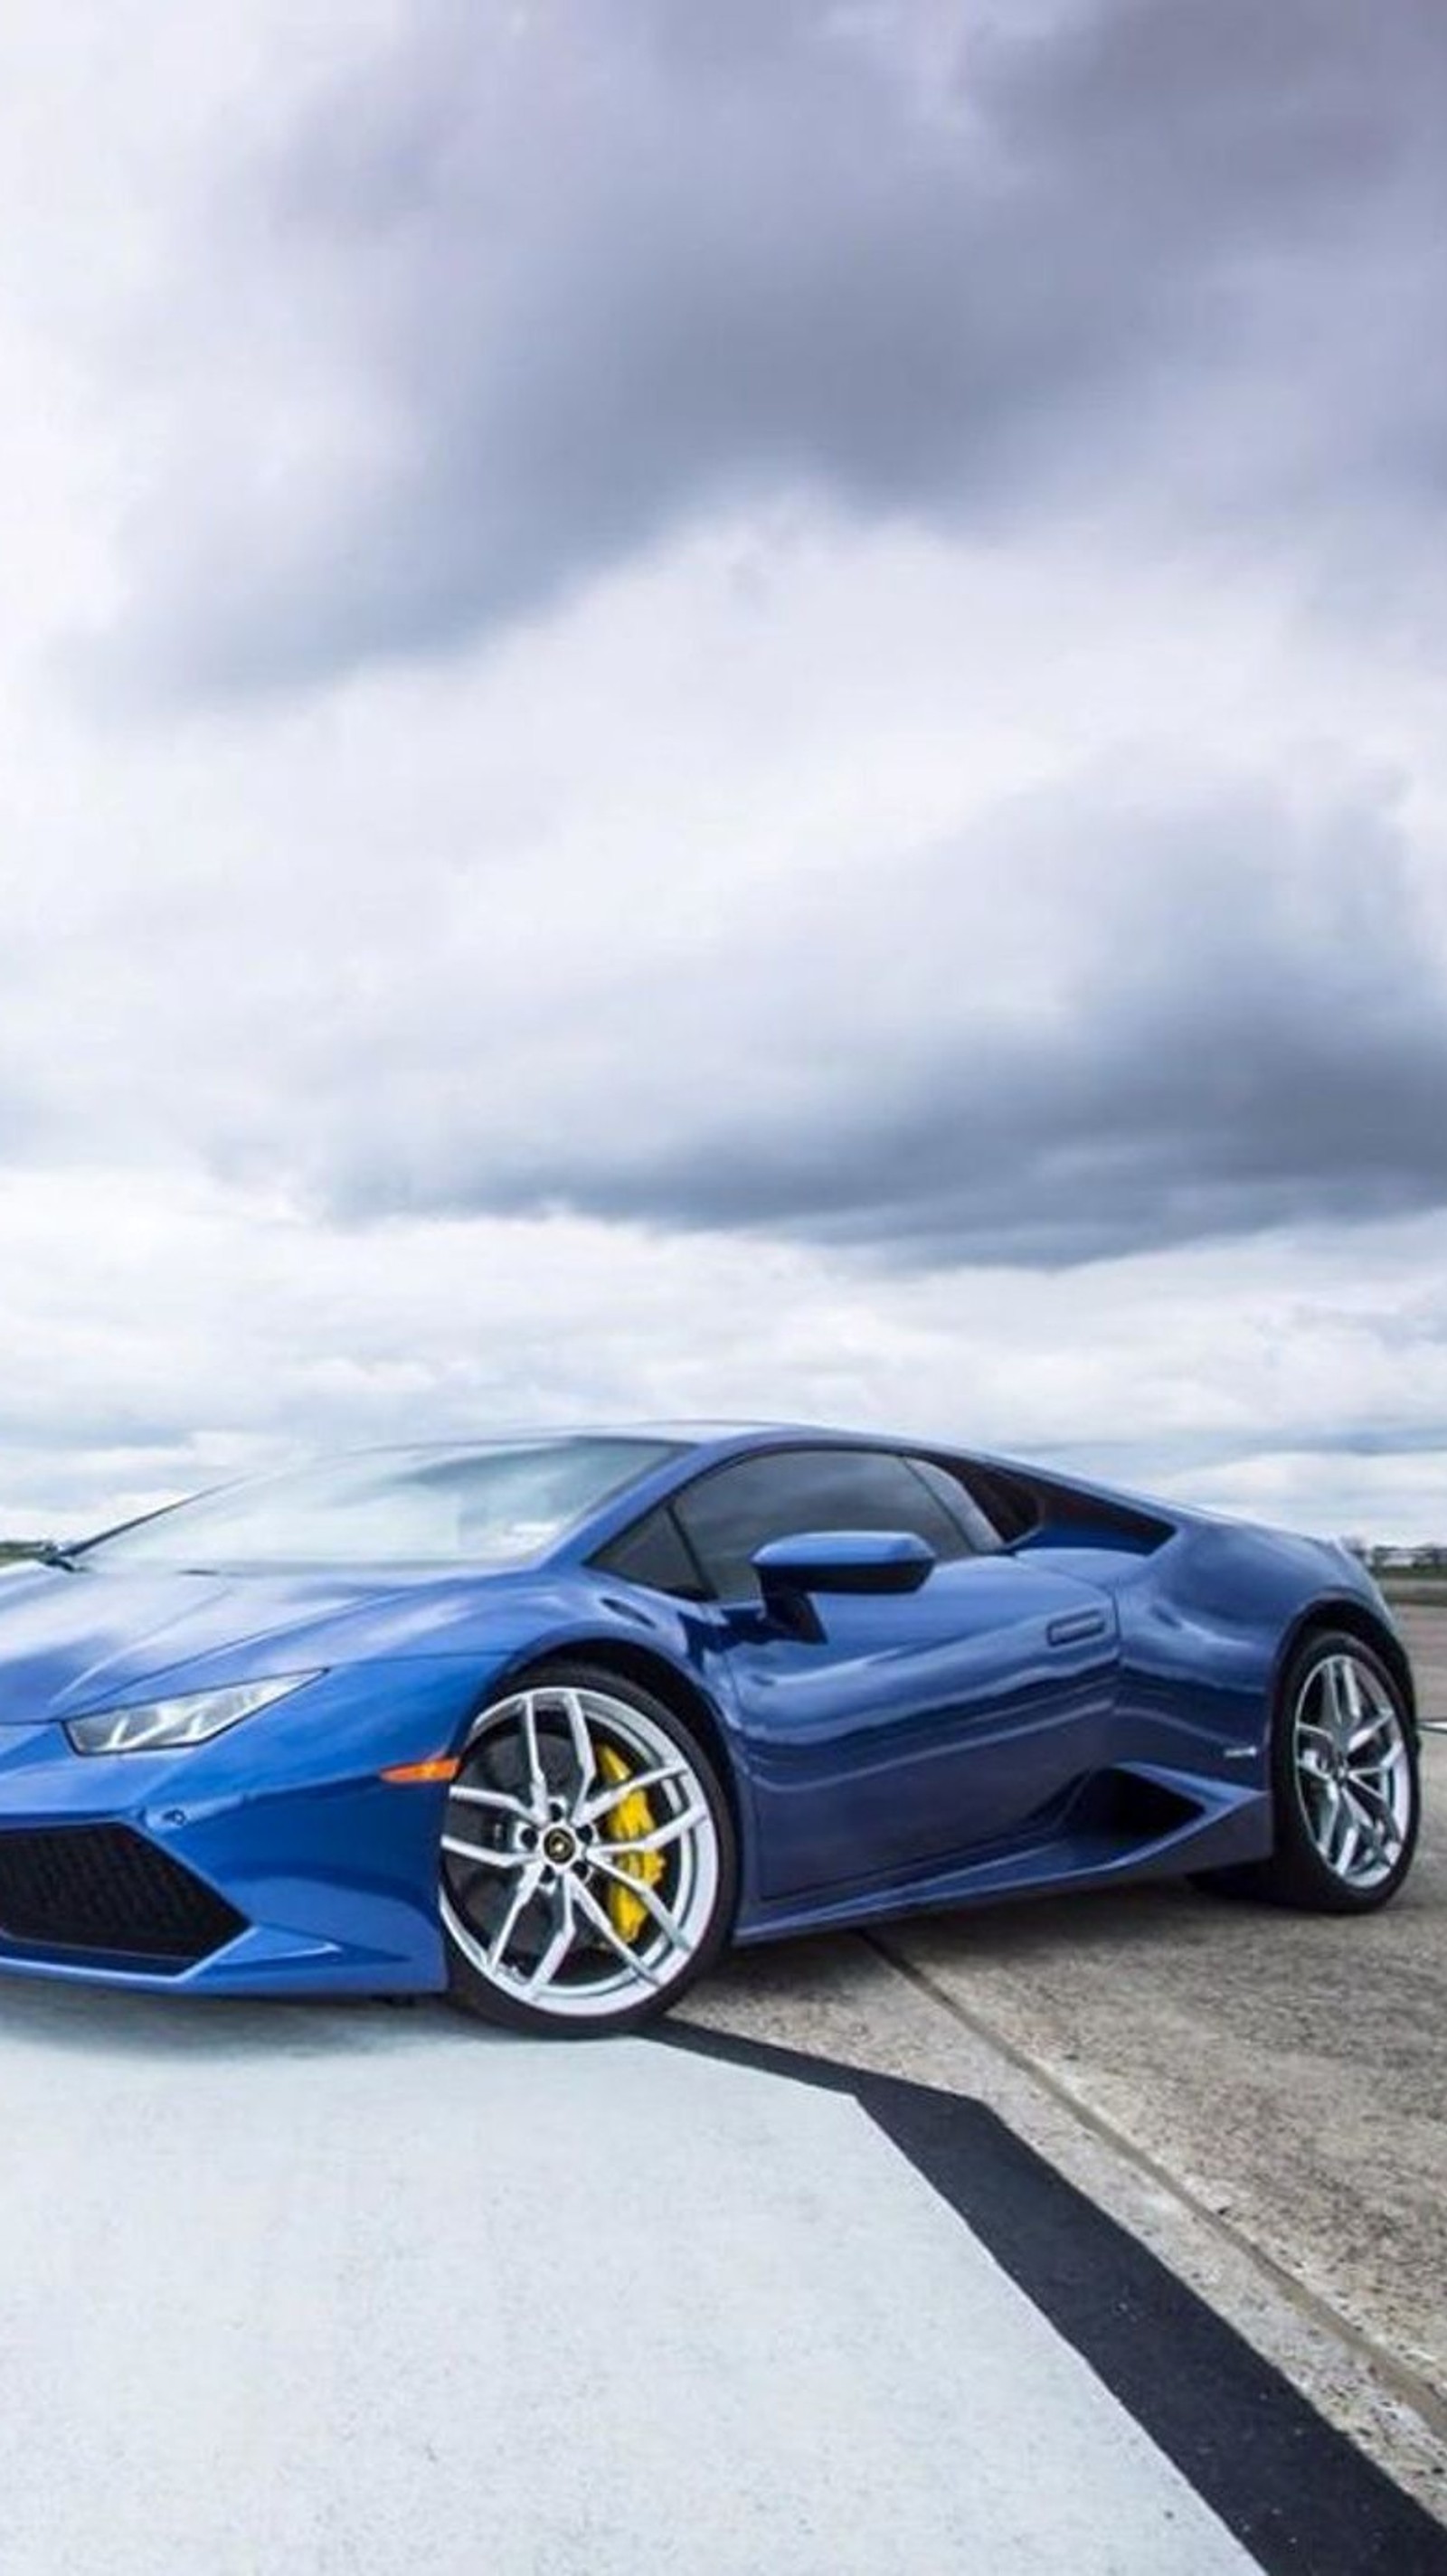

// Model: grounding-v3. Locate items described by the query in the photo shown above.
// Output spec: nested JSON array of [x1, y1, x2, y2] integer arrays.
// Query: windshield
[[80, 1439, 684, 1574]]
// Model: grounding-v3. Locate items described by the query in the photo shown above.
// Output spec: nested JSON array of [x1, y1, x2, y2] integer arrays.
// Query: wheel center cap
[[543, 1825, 578, 1866]]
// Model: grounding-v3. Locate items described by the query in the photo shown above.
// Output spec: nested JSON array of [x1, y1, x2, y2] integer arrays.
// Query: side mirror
[[752, 1528, 935, 1604]]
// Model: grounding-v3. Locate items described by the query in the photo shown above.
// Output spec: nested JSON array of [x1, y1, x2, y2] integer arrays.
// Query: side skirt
[[733, 1766, 1273, 1946]]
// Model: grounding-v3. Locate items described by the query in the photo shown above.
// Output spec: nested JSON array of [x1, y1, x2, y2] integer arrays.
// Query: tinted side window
[[674, 1449, 969, 1603], [909, 1455, 1005, 1553], [593, 1506, 706, 1599]]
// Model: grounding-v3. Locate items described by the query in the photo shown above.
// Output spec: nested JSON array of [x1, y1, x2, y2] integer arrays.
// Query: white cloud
[[2, 1165, 1444, 1542]]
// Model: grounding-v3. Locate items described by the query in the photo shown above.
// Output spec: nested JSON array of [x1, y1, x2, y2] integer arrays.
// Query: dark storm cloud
[[118, 0, 1447, 689], [539, 1018, 1446, 1269], [317, 780, 1447, 1268]]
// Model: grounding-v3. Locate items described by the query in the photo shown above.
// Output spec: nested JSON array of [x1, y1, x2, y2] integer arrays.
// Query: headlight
[[65, 1673, 321, 1755]]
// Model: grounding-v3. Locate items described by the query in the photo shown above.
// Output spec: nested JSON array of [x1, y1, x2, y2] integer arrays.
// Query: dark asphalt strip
[[660, 2019, 1447, 2576]]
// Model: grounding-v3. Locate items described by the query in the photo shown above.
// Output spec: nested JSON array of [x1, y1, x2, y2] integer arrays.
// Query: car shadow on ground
[[0, 1975, 480, 2062]]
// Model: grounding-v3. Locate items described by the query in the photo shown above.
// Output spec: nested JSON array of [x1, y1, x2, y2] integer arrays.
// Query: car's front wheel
[[440, 1661, 737, 2036]]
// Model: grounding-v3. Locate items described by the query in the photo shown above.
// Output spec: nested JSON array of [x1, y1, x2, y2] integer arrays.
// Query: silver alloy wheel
[[440, 1684, 720, 2023], [1292, 1650, 1413, 1893]]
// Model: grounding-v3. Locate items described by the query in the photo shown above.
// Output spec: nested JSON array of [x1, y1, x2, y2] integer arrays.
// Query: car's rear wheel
[[440, 1661, 737, 2036], [1204, 1631, 1419, 1912]]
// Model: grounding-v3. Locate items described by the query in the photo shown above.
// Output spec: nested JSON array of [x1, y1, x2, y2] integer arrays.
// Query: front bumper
[[0, 1656, 497, 1996]]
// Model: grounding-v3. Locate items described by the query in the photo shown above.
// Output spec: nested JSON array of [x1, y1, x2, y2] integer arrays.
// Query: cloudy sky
[[1, 0, 1444, 1537]]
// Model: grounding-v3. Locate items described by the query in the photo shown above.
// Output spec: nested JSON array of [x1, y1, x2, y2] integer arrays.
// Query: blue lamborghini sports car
[[0, 1426, 1422, 2034]]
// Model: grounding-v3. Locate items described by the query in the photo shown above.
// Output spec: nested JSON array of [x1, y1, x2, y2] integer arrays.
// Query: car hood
[[0, 1560, 530, 1722]]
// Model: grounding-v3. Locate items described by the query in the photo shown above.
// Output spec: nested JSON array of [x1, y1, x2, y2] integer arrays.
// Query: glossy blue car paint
[[0, 1425, 1412, 1996]]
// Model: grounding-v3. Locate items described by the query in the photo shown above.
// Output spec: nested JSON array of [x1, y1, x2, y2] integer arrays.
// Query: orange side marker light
[[381, 1756, 461, 1785]]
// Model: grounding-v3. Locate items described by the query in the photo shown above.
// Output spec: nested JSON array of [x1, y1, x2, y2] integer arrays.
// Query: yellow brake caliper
[[596, 1741, 666, 1943]]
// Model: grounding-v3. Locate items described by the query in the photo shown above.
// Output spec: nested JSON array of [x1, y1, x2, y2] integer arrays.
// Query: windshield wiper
[[33, 1540, 84, 1572]]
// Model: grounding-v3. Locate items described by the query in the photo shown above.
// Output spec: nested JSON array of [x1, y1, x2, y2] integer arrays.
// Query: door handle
[[1046, 1609, 1111, 1647]]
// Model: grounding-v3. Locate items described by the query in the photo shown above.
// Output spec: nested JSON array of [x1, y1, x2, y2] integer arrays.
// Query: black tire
[[1197, 1629, 1419, 1913], [441, 1659, 738, 2038]]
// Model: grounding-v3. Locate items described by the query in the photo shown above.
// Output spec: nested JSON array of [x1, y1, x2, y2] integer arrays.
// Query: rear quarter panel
[[1092, 1518, 1406, 1793]]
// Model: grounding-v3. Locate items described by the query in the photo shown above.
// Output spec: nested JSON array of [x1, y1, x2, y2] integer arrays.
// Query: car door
[[671, 1446, 1121, 1901]]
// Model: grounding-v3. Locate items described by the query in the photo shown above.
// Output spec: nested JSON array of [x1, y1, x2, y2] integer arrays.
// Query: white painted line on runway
[[0, 1986, 1252, 2576]]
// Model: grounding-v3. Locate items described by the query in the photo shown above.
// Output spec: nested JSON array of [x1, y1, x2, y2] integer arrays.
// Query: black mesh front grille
[[0, 1825, 245, 1967]]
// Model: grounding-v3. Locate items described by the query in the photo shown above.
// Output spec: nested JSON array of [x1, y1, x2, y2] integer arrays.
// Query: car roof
[[330, 1423, 914, 1457]]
